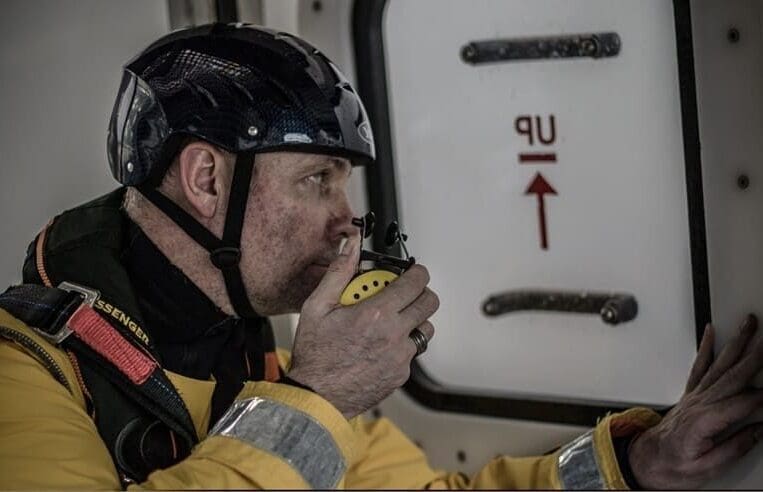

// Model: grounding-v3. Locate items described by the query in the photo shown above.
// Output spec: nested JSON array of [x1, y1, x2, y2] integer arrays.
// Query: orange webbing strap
[[67, 304, 157, 385], [35, 220, 54, 287], [265, 351, 280, 382]]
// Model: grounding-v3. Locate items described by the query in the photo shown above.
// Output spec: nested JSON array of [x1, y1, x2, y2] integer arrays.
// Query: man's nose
[[329, 195, 357, 239]]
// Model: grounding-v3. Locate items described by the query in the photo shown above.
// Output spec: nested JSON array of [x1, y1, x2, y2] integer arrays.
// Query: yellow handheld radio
[[340, 212, 415, 306]]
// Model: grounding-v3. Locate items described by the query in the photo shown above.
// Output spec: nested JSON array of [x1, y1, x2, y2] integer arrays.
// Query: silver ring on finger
[[409, 327, 428, 357]]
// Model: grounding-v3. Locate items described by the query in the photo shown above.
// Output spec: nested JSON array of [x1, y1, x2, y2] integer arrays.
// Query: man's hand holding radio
[[287, 234, 438, 419]]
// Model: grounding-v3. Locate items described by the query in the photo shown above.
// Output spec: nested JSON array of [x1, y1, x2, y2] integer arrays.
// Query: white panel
[[167, 0, 216, 29], [384, 0, 697, 405], [261, 0, 300, 34], [0, 0, 170, 285], [236, 0, 263, 25], [692, 0, 763, 488]]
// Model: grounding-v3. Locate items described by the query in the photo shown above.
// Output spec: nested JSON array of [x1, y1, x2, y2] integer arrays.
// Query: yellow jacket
[[0, 307, 661, 489]]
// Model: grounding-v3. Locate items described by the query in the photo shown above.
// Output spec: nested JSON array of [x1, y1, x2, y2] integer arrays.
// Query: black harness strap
[[217, 156, 257, 318], [137, 187, 221, 251], [138, 153, 258, 318]]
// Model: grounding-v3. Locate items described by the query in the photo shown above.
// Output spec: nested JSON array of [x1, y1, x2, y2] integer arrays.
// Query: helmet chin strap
[[138, 153, 259, 319]]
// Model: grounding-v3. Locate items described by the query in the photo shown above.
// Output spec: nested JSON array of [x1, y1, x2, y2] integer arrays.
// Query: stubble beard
[[250, 261, 325, 315]]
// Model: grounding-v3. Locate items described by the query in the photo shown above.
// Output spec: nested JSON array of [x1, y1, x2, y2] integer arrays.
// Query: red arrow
[[524, 172, 557, 250]]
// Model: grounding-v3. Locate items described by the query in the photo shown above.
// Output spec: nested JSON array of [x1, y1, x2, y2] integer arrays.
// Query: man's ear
[[176, 142, 230, 219]]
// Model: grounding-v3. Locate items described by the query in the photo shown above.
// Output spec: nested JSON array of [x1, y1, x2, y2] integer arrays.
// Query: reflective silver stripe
[[557, 430, 605, 489], [209, 397, 345, 488]]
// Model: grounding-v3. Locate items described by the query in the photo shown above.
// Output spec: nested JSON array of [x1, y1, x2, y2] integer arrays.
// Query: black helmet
[[108, 22, 374, 185], [107, 23, 375, 318]]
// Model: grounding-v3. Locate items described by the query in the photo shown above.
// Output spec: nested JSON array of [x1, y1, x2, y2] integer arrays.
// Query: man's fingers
[[694, 390, 763, 438], [405, 322, 435, 359], [696, 314, 757, 392], [686, 324, 715, 393], [707, 337, 763, 402], [368, 264, 430, 312], [417, 320, 435, 341], [398, 288, 439, 331], [303, 234, 360, 313], [693, 422, 763, 475]]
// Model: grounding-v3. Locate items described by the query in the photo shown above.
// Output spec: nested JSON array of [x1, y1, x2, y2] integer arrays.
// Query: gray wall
[[0, 0, 170, 284]]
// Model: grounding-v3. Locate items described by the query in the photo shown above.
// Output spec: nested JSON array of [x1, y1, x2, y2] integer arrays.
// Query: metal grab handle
[[461, 32, 621, 65], [482, 290, 638, 325]]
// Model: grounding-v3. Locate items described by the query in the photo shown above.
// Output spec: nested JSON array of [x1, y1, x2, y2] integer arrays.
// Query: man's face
[[239, 151, 356, 315]]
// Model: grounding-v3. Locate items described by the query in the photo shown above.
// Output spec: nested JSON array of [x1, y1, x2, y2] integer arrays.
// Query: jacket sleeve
[[0, 315, 359, 489], [344, 407, 662, 490], [137, 381, 359, 489]]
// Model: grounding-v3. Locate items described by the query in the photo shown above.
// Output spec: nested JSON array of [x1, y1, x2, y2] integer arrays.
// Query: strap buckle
[[37, 282, 101, 345], [210, 247, 241, 269], [59, 281, 101, 307]]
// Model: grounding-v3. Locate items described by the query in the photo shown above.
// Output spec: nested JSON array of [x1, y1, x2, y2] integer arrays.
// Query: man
[[0, 23, 761, 489]]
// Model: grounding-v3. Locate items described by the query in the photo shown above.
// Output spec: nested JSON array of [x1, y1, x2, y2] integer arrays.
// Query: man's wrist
[[613, 433, 643, 489], [280, 371, 358, 419]]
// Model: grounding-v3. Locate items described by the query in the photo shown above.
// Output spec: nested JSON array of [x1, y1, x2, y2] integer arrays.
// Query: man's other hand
[[287, 234, 438, 419], [629, 315, 763, 489]]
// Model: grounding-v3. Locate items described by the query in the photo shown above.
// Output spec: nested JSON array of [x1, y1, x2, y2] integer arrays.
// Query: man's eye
[[306, 172, 328, 185]]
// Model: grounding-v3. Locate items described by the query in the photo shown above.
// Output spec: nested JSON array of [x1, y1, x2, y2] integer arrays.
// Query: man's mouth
[[313, 252, 340, 267], [309, 246, 344, 270], [309, 257, 334, 270]]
